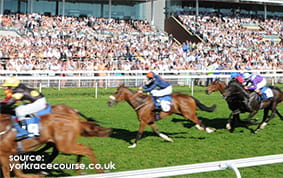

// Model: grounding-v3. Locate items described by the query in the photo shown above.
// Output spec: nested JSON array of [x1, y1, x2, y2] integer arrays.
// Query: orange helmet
[[146, 72, 154, 78]]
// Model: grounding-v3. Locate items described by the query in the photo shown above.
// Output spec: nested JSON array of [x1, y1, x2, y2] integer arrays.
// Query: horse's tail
[[80, 121, 112, 137], [193, 97, 216, 112]]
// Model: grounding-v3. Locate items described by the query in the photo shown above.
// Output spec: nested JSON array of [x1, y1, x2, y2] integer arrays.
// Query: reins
[[128, 91, 149, 111], [129, 92, 141, 100], [0, 126, 12, 136]]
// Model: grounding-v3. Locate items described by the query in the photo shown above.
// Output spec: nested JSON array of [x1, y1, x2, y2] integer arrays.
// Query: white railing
[[70, 154, 283, 178], [0, 70, 282, 96]]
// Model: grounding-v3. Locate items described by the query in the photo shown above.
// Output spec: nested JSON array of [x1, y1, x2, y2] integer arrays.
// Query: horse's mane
[[269, 85, 283, 92], [122, 86, 148, 100], [225, 80, 250, 101], [227, 80, 246, 93]]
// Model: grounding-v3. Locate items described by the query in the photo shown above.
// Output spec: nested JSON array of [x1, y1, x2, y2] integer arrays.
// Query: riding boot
[[13, 121, 30, 141], [259, 94, 265, 101], [152, 106, 161, 112], [155, 112, 161, 121], [19, 119, 27, 130]]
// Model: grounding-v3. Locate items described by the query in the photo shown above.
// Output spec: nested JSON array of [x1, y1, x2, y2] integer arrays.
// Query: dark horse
[[206, 79, 283, 132], [107, 84, 216, 148], [0, 104, 111, 178]]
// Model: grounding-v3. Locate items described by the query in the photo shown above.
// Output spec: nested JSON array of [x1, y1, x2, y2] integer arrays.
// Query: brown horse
[[0, 104, 111, 178], [205, 79, 283, 132], [107, 84, 216, 148]]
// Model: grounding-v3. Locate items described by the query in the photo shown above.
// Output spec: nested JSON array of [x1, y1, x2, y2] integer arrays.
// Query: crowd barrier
[[70, 154, 283, 178], [0, 70, 282, 96]]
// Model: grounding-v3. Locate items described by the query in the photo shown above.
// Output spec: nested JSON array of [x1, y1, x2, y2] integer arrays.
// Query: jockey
[[2, 88, 13, 103], [230, 72, 244, 84], [243, 73, 267, 99], [1, 76, 47, 141], [139, 72, 172, 120]]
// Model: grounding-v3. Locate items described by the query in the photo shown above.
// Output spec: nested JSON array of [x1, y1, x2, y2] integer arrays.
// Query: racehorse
[[107, 84, 216, 148], [0, 104, 111, 178], [205, 79, 283, 132]]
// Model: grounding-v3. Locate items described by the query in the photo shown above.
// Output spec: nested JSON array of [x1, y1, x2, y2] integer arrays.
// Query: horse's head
[[205, 79, 226, 95], [107, 84, 128, 107]]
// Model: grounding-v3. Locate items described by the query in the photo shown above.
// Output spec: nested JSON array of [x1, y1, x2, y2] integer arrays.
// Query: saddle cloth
[[260, 87, 274, 101], [153, 95, 172, 112], [11, 104, 52, 137]]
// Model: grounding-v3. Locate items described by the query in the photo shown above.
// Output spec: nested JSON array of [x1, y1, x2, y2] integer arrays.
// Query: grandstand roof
[[200, 0, 283, 5], [57, 0, 151, 4]]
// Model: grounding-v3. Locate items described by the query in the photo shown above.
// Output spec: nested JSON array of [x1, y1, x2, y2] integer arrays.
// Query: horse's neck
[[228, 82, 249, 97], [125, 90, 147, 109], [218, 82, 227, 95]]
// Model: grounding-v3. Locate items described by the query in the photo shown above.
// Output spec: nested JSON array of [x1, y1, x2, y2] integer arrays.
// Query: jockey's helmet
[[230, 72, 239, 79], [146, 72, 154, 78], [2, 76, 20, 87], [243, 73, 251, 79]]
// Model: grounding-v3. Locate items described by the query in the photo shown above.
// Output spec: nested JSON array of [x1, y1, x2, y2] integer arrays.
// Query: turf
[[7, 85, 283, 177]]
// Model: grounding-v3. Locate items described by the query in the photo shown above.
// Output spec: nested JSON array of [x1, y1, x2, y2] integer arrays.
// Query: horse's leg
[[57, 143, 104, 173], [33, 142, 59, 175], [34, 142, 58, 163], [1, 156, 11, 178], [148, 122, 173, 142], [226, 112, 233, 130], [75, 155, 83, 175], [12, 160, 43, 178], [260, 107, 278, 130], [229, 114, 239, 133], [1, 158, 42, 178], [129, 120, 147, 148], [183, 112, 215, 133], [242, 111, 258, 125], [254, 108, 269, 133]]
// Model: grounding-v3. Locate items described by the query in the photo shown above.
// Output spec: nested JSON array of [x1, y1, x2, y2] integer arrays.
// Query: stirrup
[[155, 113, 160, 121]]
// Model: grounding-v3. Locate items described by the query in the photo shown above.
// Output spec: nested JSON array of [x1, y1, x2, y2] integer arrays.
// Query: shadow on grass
[[171, 117, 255, 132], [110, 127, 204, 144]]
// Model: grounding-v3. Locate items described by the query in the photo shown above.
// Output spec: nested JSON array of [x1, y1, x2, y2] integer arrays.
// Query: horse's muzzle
[[107, 96, 117, 107], [205, 90, 211, 95]]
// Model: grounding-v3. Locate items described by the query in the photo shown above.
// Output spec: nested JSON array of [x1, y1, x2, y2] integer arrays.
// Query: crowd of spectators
[[0, 12, 282, 77], [178, 11, 282, 71]]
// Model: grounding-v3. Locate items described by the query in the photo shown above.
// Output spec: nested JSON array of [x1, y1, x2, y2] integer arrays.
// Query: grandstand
[[0, 0, 281, 86], [0, 1, 282, 177]]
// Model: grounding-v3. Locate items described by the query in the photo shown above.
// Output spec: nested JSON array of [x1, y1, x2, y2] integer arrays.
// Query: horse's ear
[[119, 83, 125, 87]]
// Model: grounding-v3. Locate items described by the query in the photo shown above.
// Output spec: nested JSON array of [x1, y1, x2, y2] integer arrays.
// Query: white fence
[[71, 154, 283, 178], [0, 69, 282, 97], [0, 69, 282, 88]]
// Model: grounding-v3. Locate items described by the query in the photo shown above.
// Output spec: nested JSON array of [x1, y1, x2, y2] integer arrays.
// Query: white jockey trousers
[[15, 97, 47, 120], [150, 85, 172, 97]]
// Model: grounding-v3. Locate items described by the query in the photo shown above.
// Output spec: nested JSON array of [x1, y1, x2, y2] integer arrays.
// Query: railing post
[[227, 164, 241, 178]]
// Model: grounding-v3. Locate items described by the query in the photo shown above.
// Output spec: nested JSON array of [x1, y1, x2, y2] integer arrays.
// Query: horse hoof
[[226, 123, 231, 130], [260, 122, 267, 129], [167, 138, 174, 142], [40, 171, 49, 176], [206, 127, 216, 133], [195, 124, 204, 131], [128, 143, 137, 148]]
